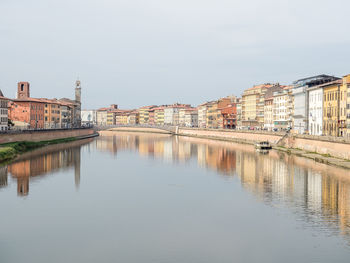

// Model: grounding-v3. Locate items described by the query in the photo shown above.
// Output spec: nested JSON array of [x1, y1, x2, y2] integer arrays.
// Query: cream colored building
[[97, 108, 109, 126], [184, 108, 198, 127], [242, 84, 273, 129], [198, 102, 212, 128], [154, 107, 165, 126], [273, 88, 291, 131], [264, 97, 274, 131]]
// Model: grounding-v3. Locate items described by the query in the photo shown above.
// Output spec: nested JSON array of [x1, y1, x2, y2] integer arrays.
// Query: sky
[[0, 0, 349, 110]]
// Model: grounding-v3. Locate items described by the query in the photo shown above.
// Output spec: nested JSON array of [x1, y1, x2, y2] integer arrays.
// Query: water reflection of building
[[6, 140, 89, 196], [0, 166, 8, 188], [97, 132, 350, 242]]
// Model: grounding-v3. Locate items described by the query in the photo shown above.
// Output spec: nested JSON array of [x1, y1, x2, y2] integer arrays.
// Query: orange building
[[220, 104, 237, 129], [9, 98, 45, 129]]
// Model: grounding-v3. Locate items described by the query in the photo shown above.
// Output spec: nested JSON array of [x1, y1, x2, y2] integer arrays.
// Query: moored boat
[[255, 141, 272, 150]]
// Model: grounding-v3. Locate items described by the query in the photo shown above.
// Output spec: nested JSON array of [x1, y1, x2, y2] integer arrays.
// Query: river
[[1, 131, 350, 263]]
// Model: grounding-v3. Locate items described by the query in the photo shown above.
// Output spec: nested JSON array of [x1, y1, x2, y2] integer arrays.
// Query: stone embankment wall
[[178, 128, 283, 144], [178, 128, 350, 160], [282, 136, 350, 160], [0, 129, 95, 144]]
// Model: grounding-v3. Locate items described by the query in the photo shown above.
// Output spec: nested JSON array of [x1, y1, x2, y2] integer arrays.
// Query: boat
[[255, 141, 272, 150]]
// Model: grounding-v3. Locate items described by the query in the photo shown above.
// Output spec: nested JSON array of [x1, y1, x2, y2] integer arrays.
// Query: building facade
[[198, 102, 211, 128], [164, 104, 190, 126], [154, 107, 165, 126], [127, 111, 139, 125], [184, 109, 198, 127], [242, 84, 273, 129], [206, 101, 219, 129], [273, 88, 290, 131], [139, 106, 156, 125], [264, 97, 274, 131], [323, 80, 343, 136], [292, 75, 339, 134], [345, 75, 350, 139], [96, 108, 109, 126], [307, 85, 323, 136], [220, 104, 237, 129], [0, 90, 9, 131], [43, 99, 61, 129], [263, 85, 282, 131], [60, 103, 73, 128], [9, 99, 45, 129]]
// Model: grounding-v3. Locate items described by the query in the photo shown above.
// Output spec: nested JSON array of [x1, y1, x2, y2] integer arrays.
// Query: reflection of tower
[[0, 166, 8, 188], [73, 147, 81, 189], [17, 177, 29, 196]]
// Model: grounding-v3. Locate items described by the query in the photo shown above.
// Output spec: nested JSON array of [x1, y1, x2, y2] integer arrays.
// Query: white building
[[81, 110, 97, 126], [164, 104, 190, 126], [307, 85, 323, 136], [96, 108, 109, 126], [292, 75, 339, 134], [164, 107, 178, 125], [264, 97, 274, 131], [292, 85, 308, 134], [184, 109, 198, 127], [0, 90, 9, 131], [273, 89, 290, 131], [198, 102, 213, 128]]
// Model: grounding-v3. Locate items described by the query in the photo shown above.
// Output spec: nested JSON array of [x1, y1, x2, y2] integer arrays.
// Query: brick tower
[[17, 82, 30, 99]]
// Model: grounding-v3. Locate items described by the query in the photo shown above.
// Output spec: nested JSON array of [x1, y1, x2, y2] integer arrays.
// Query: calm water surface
[[1, 131, 350, 263]]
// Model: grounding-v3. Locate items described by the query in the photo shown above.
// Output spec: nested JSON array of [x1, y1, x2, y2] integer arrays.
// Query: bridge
[[95, 124, 179, 135]]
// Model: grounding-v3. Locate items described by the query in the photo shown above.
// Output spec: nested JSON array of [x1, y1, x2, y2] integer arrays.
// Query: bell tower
[[17, 82, 30, 99], [75, 79, 81, 103], [74, 79, 82, 127]]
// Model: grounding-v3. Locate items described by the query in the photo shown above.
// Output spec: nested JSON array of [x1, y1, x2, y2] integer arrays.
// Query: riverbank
[[0, 128, 96, 144], [0, 132, 99, 164], [106, 127, 350, 169]]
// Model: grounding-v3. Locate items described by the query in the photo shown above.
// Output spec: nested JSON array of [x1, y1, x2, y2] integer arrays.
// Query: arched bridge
[[95, 125, 179, 135]]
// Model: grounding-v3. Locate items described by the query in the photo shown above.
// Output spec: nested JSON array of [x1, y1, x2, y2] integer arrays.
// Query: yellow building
[[43, 99, 61, 129], [139, 106, 156, 125], [323, 80, 343, 136], [107, 110, 117, 125], [120, 113, 128, 125], [344, 75, 350, 139], [114, 111, 129, 125], [127, 111, 139, 125], [154, 107, 165, 126], [206, 101, 218, 128], [340, 76, 348, 137], [241, 84, 273, 128]]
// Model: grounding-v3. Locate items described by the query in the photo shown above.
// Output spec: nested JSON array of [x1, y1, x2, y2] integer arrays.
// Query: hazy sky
[[0, 0, 349, 109]]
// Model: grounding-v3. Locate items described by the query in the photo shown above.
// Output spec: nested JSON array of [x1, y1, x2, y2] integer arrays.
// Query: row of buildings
[[0, 81, 82, 131], [84, 73, 350, 138], [83, 98, 239, 129]]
